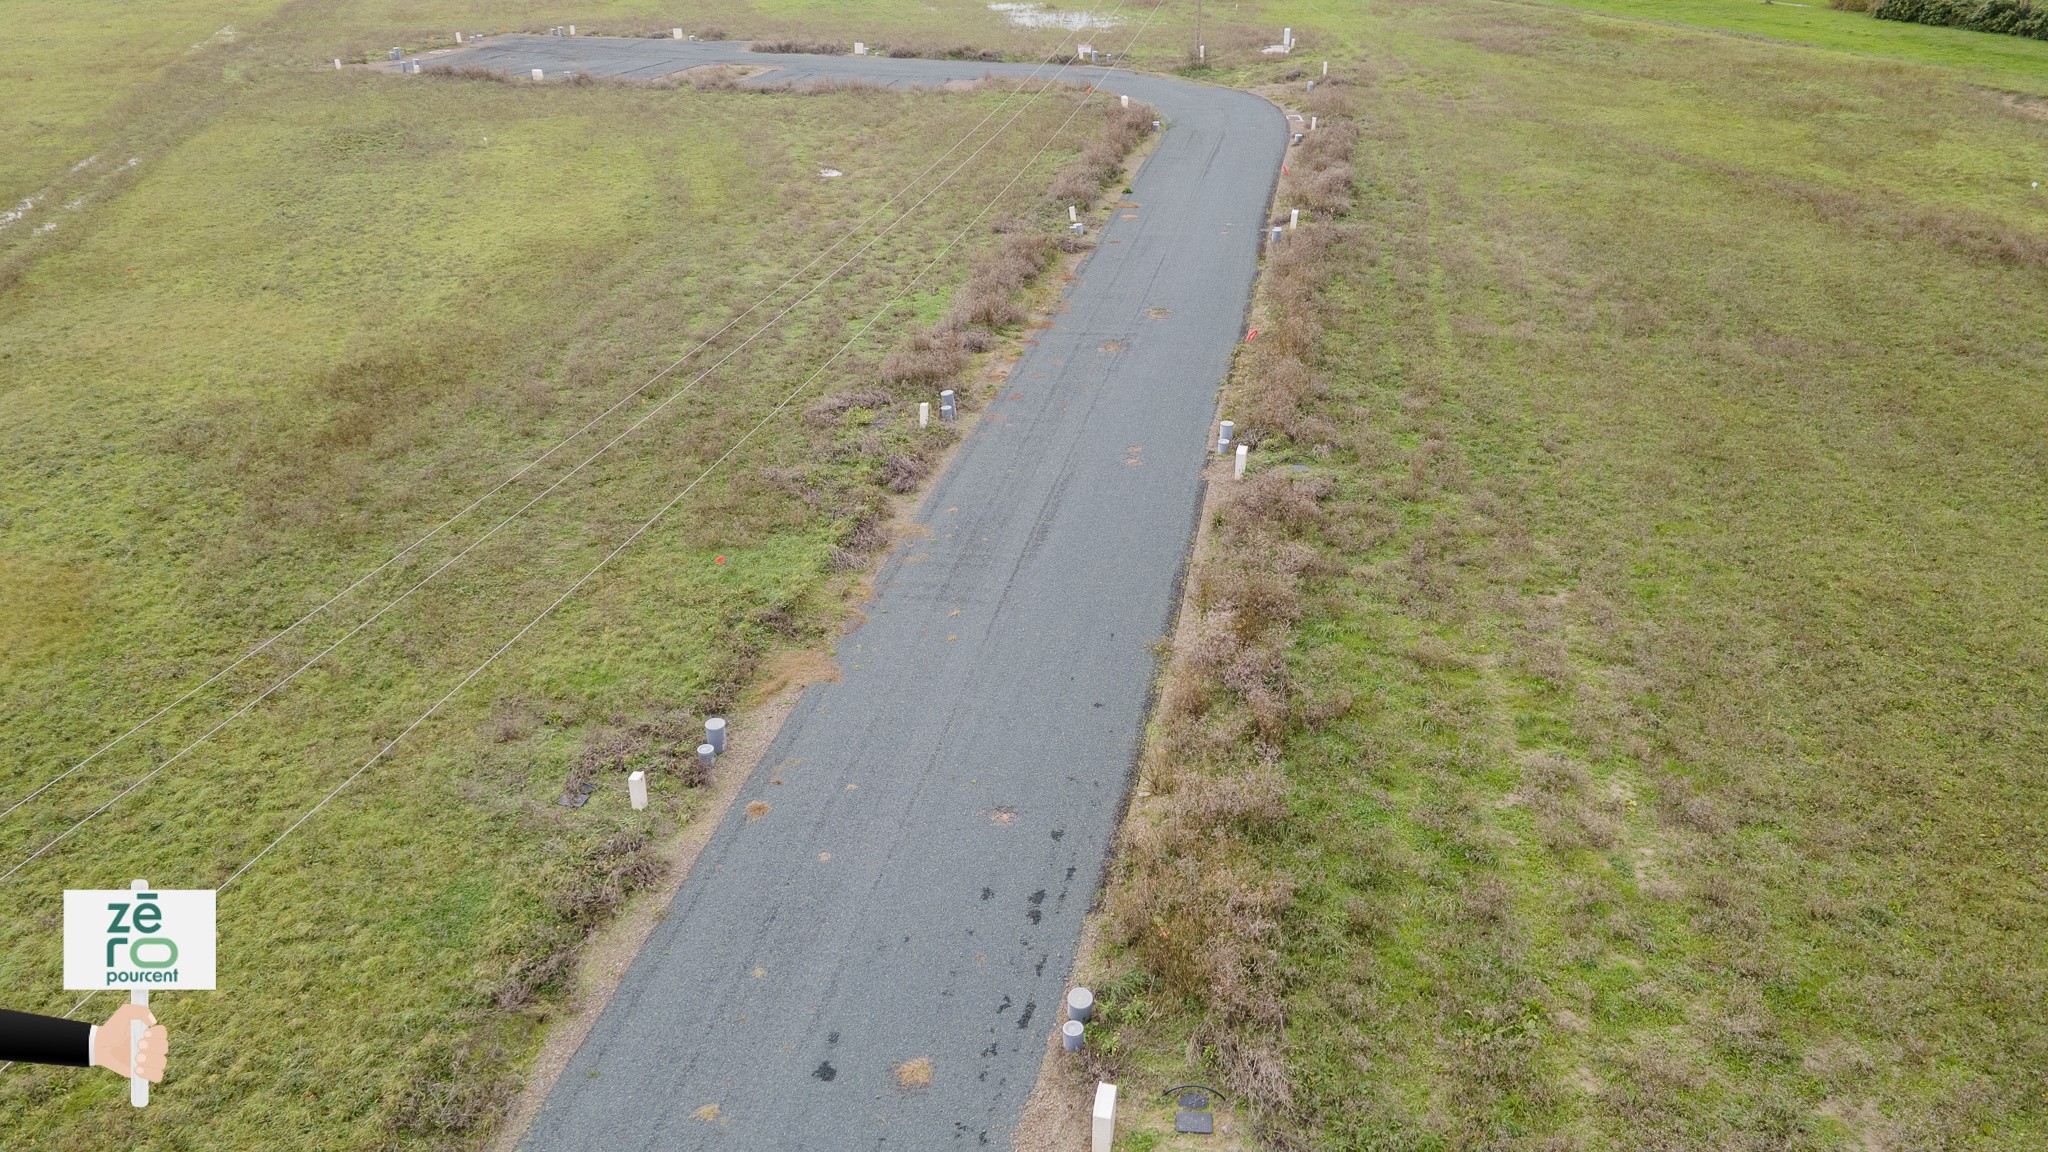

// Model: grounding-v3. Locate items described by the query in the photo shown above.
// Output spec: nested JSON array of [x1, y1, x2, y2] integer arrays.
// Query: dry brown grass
[[1047, 104, 1154, 206], [749, 39, 850, 56], [804, 388, 896, 424], [880, 331, 971, 386], [878, 453, 929, 492], [856, 97, 1150, 499], [894, 1056, 934, 1088], [1095, 83, 1361, 1137]]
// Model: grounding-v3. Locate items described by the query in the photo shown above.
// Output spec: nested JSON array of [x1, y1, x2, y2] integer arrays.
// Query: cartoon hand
[[91, 1004, 166, 1083]]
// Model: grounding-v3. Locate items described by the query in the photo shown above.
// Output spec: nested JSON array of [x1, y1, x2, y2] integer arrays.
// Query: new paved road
[[430, 36, 1285, 1151]]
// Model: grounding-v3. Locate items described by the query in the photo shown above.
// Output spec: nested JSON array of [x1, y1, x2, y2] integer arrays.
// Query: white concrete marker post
[[1199, 44, 1206, 61], [919, 401, 930, 428], [628, 771, 648, 811], [1217, 420, 1234, 454], [1120, 93, 1129, 109], [567, 24, 575, 35], [1324, 59, 1330, 76], [1290, 208, 1300, 230], [532, 68, 543, 80], [1069, 204, 1079, 223], [854, 41, 866, 55], [1091, 1083, 1118, 1152], [334, 58, 342, 69], [455, 31, 463, 43], [1235, 443, 1248, 479], [1310, 115, 1319, 131], [674, 28, 684, 39]]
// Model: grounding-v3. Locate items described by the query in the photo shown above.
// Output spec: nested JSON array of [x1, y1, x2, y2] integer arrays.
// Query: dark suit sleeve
[[0, 1008, 92, 1068]]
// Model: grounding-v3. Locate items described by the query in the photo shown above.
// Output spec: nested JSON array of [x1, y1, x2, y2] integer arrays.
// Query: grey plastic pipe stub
[[1068, 986, 1095, 1022]]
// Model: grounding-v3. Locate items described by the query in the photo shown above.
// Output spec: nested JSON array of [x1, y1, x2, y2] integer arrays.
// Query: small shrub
[[879, 453, 928, 493], [880, 332, 969, 386], [748, 39, 848, 55], [1046, 104, 1154, 207]]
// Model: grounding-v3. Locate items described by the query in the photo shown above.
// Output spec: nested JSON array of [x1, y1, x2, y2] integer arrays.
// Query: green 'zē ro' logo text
[[105, 892, 179, 969]]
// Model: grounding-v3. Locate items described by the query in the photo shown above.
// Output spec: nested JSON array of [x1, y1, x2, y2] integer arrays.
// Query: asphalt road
[[430, 36, 1286, 1151]]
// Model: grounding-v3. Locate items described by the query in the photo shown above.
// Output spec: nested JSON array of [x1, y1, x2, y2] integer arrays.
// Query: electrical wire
[[214, 0, 1164, 897], [0, 12, 1131, 886], [0, 3, 1126, 830], [0, 6, 1160, 1085]]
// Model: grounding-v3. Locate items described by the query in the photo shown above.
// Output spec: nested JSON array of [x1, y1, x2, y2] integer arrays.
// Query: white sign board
[[64, 889, 216, 991]]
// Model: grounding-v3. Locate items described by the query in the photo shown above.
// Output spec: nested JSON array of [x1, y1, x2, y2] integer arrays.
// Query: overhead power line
[[0, 5, 1134, 886], [216, 3, 1165, 898]]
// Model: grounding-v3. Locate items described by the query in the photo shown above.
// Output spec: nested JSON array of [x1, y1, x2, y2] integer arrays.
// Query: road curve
[[436, 36, 1286, 1151]]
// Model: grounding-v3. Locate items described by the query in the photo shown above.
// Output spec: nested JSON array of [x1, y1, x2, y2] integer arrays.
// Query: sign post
[[128, 879, 147, 1107], [64, 882, 217, 1107]]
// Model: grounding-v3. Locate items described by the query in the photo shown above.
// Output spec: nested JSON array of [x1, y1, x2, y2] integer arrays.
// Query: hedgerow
[[1874, 0, 2048, 39]]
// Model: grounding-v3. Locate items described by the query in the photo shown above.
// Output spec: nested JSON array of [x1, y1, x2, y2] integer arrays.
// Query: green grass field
[[1080, 0, 2048, 1148], [0, 5, 1128, 1147], [13, 0, 2048, 1147], [1541, 0, 2048, 91]]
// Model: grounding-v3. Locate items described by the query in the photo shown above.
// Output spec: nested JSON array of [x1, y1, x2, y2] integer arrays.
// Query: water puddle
[[987, 3, 1125, 31]]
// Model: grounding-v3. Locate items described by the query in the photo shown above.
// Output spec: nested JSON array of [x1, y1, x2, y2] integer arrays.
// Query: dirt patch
[[748, 648, 842, 704], [895, 1056, 934, 1088]]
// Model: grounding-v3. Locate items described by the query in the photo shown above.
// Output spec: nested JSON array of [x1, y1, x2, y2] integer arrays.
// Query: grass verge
[[1064, 2, 2048, 1148], [0, 27, 1144, 1151]]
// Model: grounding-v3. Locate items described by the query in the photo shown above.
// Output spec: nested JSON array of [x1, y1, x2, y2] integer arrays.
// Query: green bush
[[1874, 0, 2048, 39]]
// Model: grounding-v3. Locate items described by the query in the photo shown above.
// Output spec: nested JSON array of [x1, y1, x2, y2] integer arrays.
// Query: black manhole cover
[[1168, 1085, 1219, 1136]]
